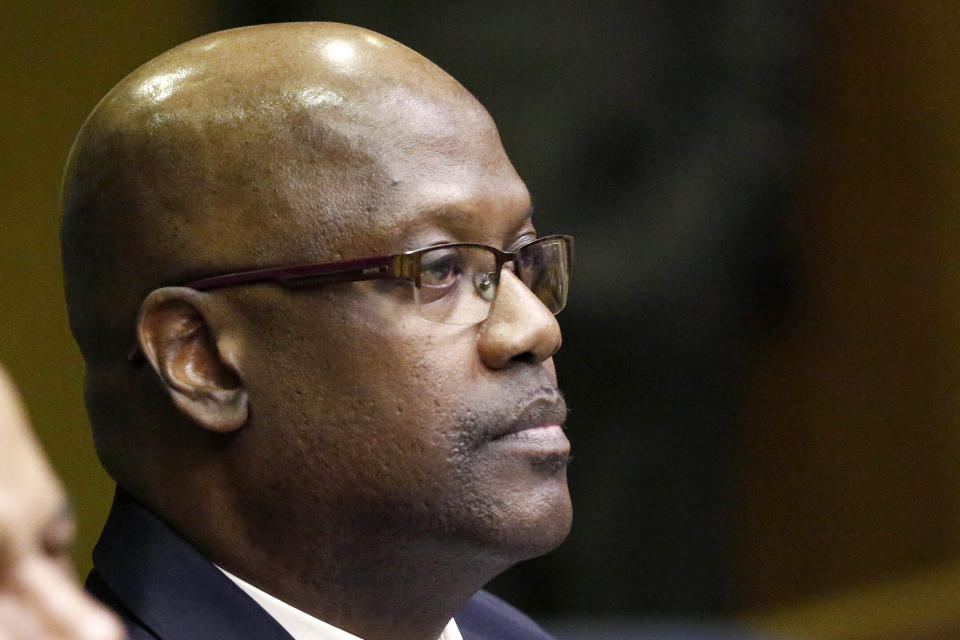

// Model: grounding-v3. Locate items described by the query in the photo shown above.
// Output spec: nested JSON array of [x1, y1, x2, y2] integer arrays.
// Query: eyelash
[[507, 233, 537, 252]]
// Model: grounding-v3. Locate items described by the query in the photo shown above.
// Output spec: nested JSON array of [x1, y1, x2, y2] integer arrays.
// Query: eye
[[40, 511, 76, 566], [508, 235, 539, 269], [518, 251, 540, 270], [420, 249, 463, 288]]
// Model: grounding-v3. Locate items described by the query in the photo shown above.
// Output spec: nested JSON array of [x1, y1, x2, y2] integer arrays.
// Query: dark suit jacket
[[87, 488, 557, 640]]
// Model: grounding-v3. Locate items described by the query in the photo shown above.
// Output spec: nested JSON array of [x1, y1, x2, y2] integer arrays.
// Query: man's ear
[[136, 287, 248, 433]]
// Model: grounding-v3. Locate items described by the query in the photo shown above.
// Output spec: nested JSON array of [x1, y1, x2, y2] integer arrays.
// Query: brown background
[[4, 3, 960, 638], [0, 0, 214, 593]]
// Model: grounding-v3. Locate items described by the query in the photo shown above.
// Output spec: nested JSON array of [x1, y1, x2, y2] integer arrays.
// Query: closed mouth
[[491, 394, 568, 441]]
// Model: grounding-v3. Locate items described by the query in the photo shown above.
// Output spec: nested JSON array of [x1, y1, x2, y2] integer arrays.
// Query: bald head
[[61, 26, 568, 635], [61, 22, 521, 496], [62, 22, 500, 367]]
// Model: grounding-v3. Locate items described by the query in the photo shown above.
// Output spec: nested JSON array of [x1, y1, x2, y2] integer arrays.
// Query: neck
[[209, 518, 505, 640], [154, 474, 510, 640]]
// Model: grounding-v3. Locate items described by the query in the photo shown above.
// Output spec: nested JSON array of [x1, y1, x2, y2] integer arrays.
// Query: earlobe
[[137, 288, 248, 433]]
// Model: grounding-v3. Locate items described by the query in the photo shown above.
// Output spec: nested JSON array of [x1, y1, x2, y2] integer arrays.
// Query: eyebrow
[[401, 204, 535, 246], [512, 205, 535, 225]]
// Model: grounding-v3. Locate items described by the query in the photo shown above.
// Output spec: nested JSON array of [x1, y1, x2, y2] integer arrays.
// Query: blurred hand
[[0, 366, 123, 640]]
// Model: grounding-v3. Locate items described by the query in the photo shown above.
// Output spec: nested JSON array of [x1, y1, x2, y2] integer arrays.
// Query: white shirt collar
[[218, 567, 463, 640]]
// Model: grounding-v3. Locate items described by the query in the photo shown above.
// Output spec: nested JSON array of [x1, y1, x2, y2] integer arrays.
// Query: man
[[61, 22, 573, 640], [0, 365, 123, 640]]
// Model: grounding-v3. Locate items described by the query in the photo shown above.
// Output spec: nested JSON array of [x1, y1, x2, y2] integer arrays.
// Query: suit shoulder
[[456, 590, 557, 640], [86, 569, 158, 639]]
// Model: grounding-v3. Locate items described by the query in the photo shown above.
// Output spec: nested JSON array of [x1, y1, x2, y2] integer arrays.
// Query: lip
[[495, 423, 567, 444], [489, 394, 568, 442], [489, 423, 571, 468]]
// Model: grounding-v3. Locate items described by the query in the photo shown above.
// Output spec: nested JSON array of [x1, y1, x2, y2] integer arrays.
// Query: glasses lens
[[516, 236, 570, 314], [412, 237, 571, 325], [414, 245, 497, 324]]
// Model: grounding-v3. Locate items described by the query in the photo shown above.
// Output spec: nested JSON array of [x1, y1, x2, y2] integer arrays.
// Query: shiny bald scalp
[[60, 23, 512, 492], [59, 26, 569, 639], [61, 22, 496, 369]]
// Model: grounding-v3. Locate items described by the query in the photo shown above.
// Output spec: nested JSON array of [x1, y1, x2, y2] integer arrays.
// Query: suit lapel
[[90, 488, 295, 640], [91, 488, 554, 640]]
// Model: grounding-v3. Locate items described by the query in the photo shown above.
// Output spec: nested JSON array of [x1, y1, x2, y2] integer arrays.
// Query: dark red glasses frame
[[182, 234, 572, 291], [129, 234, 572, 365]]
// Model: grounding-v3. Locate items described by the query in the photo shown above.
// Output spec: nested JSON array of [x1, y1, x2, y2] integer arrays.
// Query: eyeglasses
[[181, 234, 572, 325], [128, 235, 571, 365]]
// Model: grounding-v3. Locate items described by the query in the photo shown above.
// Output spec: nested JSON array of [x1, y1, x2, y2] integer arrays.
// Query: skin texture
[[0, 366, 123, 640], [62, 23, 571, 640]]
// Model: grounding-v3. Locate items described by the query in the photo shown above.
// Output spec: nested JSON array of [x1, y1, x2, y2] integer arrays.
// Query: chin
[[480, 470, 573, 563], [519, 492, 573, 560]]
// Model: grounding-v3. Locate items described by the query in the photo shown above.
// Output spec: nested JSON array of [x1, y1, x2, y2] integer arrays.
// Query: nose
[[477, 268, 562, 369]]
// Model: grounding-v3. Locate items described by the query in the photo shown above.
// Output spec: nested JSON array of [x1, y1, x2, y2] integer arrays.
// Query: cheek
[[297, 293, 476, 408], [324, 322, 479, 456], [241, 293, 480, 478]]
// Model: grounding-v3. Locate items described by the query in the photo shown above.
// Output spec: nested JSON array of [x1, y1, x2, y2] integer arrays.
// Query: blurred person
[[0, 364, 123, 640], [61, 22, 572, 640]]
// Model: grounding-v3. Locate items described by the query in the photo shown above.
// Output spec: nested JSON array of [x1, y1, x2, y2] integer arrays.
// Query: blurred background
[[4, 2, 960, 639]]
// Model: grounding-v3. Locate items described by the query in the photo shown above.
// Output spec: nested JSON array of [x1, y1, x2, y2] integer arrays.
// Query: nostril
[[510, 352, 537, 365]]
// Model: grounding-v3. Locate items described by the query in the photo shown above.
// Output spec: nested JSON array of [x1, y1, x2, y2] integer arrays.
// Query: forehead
[[81, 31, 533, 276], [306, 88, 534, 256]]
